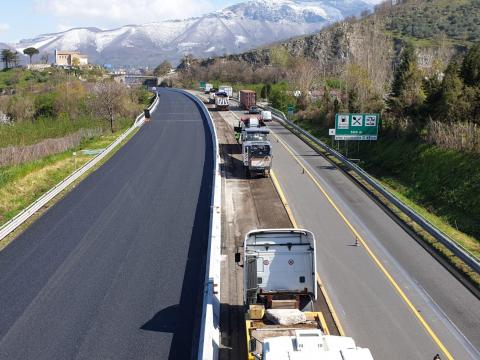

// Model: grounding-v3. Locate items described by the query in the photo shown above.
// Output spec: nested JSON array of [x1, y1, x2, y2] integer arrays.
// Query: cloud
[[0, 23, 10, 33], [37, 0, 215, 24]]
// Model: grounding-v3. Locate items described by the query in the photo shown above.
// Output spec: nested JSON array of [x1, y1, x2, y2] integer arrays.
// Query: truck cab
[[234, 117, 266, 143], [242, 229, 317, 308]]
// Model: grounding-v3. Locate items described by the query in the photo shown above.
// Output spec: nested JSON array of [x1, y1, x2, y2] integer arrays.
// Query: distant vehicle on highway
[[261, 110, 272, 121], [234, 117, 271, 177], [240, 89, 256, 110], [209, 92, 216, 104], [249, 106, 261, 114], [204, 83, 213, 93], [219, 85, 233, 98], [215, 91, 229, 111]]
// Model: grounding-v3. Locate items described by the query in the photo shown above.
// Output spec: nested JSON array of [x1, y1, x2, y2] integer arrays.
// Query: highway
[[224, 103, 480, 360], [0, 89, 213, 360]]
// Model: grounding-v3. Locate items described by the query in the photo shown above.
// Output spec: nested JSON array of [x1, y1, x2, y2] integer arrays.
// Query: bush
[[34, 92, 57, 118]]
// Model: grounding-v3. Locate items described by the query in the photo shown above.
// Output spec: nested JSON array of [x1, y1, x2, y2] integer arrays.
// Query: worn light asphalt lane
[[225, 102, 480, 360], [265, 121, 480, 360], [0, 89, 213, 360]]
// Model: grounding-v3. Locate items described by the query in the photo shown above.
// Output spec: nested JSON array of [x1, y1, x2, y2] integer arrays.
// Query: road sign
[[329, 129, 335, 136], [199, 81, 206, 89], [335, 113, 379, 140], [287, 105, 295, 117]]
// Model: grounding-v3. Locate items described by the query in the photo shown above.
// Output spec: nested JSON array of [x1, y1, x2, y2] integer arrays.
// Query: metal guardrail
[[179, 90, 222, 360], [0, 94, 160, 242], [262, 104, 480, 275]]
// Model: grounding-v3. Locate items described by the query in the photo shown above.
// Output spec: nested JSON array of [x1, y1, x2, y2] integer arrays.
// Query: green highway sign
[[199, 81, 206, 89], [334, 113, 379, 140]]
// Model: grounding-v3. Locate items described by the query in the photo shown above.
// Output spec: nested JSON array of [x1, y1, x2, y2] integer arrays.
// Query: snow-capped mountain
[[10, 0, 374, 67]]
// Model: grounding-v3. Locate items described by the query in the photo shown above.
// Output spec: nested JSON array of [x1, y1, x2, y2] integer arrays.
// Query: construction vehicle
[[219, 85, 233, 98], [240, 90, 256, 110], [234, 117, 266, 141], [215, 91, 229, 111], [234, 117, 271, 177], [236, 229, 375, 360]]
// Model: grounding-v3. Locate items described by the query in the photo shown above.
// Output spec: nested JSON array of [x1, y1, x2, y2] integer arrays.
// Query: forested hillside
[[176, 0, 480, 266], [382, 0, 480, 44]]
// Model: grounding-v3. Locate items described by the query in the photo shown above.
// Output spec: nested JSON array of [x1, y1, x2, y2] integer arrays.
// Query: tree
[[154, 60, 172, 77], [288, 57, 320, 109], [461, 44, 480, 86], [11, 51, 20, 67], [23, 47, 39, 64], [439, 60, 472, 122], [269, 46, 292, 83], [91, 81, 127, 133], [1, 49, 15, 69], [261, 84, 271, 100], [388, 43, 425, 116]]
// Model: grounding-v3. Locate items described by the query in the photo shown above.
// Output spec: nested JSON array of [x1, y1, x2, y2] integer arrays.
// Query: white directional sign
[[365, 115, 377, 126], [351, 115, 363, 126], [337, 115, 349, 129]]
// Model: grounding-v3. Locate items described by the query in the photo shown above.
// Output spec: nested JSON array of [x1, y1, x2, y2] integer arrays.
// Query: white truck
[[261, 110, 272, 122], [219, 85, 233, 98], [215, 91, 229, 111], [236, 229, 374, 360], [204, 83, 213, 93], [234, 118, 272, 177], [209, 91, 216, 104]]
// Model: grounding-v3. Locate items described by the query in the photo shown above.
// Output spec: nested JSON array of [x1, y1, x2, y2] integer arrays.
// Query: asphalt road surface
[[267, 120, 480, 360], [224, 103, 480, 360], [0, 89, 213, 360]]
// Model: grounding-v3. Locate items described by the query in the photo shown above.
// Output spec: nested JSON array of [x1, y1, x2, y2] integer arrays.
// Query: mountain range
[[8, 0, 376, 67]]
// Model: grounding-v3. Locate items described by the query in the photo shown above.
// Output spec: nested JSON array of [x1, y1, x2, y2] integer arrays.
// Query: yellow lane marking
[[271, 129, 454, 360], [318, 312, 330, 335], [270, 170, 298, 228], [316, 272, 346, 336], [270, 169, 346, 336]]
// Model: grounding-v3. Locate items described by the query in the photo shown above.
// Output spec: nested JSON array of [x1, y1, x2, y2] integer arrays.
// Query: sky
[[0, 0, 240, 43]]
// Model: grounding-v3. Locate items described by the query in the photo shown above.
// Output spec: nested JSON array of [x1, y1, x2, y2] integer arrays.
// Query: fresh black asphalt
[[0, 89, 213, 360]]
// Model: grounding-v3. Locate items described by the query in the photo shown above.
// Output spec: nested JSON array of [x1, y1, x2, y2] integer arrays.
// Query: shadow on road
[[219, 304, 247, 360], [141, 304, 179, 333]]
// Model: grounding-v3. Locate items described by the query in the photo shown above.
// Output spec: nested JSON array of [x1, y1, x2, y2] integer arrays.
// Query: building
[[55, 50, 88, 66]]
